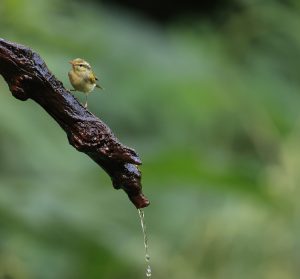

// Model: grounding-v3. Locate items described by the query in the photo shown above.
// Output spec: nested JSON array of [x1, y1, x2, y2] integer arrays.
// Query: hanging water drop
[[146, 265, 152, 278]]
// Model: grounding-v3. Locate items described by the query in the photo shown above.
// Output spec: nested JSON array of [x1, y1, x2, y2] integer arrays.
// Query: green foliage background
[[1, 0, 300, 278]]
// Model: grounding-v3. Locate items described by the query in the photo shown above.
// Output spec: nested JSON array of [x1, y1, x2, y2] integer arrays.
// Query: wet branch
[[0, 38, 149, 209]]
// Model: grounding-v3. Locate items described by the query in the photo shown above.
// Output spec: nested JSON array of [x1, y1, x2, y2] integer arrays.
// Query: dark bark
[[0, 38, 149, 208]]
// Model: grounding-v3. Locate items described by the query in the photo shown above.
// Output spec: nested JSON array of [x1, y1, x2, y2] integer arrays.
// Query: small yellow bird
[[68, 58, 103, 108]]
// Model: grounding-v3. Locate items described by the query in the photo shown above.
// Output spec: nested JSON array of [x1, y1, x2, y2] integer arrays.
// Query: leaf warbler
[[68, 58, 103, 108]]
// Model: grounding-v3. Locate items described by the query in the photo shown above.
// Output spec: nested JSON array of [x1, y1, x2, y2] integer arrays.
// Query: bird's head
[[69, 58, 91, 73]]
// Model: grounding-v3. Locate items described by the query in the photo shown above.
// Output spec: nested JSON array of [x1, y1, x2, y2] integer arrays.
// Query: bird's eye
[[79, 64, 83, 67]]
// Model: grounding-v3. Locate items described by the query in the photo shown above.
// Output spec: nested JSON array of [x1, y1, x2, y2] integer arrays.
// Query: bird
[[68, 58, 103, 108]]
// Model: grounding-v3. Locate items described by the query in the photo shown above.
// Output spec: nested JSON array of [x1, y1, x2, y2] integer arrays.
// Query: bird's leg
[[84, 94, 88, 108]]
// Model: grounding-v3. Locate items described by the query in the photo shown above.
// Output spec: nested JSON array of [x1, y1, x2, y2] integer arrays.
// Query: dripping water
[[138, 209, 152, 278]]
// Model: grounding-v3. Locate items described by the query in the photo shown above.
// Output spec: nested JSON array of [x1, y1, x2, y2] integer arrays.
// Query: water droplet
[[145, 253, 150, 262], [146, 265, 152, 278]]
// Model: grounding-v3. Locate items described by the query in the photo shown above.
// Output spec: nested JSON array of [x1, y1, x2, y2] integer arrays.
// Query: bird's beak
[[69, 60, 73, 65]]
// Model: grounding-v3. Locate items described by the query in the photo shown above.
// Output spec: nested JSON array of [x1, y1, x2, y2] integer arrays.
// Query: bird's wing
[[86, 71, 103, 89], [86, 72, 97, 84], [93, 72, 103, 89]]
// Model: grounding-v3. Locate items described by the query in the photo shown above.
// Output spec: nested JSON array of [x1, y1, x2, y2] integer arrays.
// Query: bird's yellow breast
[[68, 70, 96, 93]]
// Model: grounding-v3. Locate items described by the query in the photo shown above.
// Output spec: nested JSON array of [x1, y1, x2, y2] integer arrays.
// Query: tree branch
[[0, 38, 149, 209]]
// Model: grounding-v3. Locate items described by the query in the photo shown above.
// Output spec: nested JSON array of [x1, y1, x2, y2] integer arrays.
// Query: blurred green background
[[1, 0, 300, 278]]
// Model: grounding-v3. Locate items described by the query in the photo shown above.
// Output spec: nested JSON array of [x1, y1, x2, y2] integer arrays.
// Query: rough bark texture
[[0, 38, 149, 208]]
